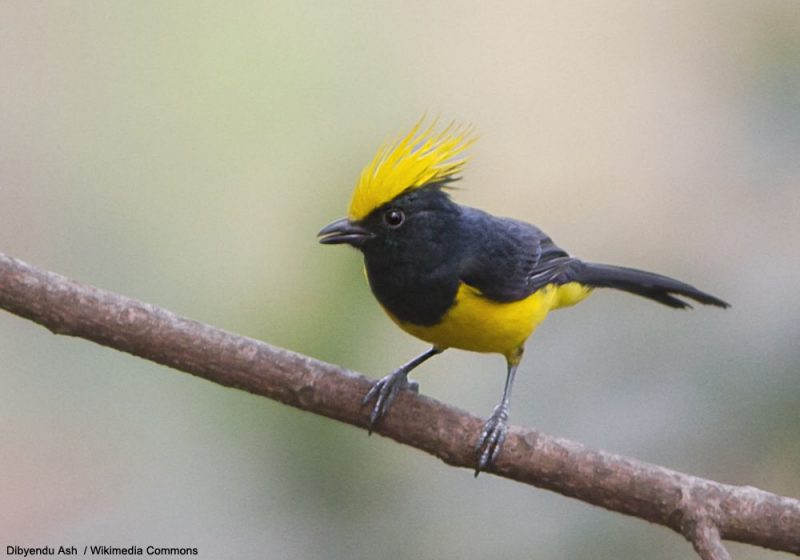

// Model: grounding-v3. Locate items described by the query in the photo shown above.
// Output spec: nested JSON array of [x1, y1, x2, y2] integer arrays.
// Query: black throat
[[360, 187, 464, 326]]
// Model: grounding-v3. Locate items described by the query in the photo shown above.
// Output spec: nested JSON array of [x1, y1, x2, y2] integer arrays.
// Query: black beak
[[317, 217, 373, 247]]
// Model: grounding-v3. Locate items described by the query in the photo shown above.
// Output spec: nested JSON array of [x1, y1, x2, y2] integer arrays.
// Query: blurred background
[[1, 2, 798, 558]]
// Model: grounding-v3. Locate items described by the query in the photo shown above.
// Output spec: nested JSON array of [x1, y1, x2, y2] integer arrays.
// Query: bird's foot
[[475, 403, 509, 476], [361, 369, 418, 433]]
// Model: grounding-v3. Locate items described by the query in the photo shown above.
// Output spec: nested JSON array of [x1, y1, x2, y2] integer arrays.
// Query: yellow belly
[[386, 282, 592, 360]]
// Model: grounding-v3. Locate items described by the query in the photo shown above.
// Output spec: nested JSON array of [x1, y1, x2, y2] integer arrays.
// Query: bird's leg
[[475, 351, 521, 475], [362, 346, 442, 433]]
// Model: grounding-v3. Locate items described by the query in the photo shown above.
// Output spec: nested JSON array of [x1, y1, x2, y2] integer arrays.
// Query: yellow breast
[[386, 282, 592, 359]]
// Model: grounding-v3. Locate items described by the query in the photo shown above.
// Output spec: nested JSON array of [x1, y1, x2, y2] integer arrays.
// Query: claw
[[361, 369, 414, 433], [474, 404, 509, 476]]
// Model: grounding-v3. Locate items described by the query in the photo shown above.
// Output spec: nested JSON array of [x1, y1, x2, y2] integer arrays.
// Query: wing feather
[[458, 209, 578, 302]]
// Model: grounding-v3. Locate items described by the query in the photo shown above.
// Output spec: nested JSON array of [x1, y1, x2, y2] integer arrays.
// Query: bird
[[317, 119, 729, 474]]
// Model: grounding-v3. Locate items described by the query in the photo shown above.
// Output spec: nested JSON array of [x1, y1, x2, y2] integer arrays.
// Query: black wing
[[458, 208, 578, 302], [457, 207, 729, 309]]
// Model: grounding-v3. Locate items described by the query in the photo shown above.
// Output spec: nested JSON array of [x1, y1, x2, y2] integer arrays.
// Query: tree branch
[[1, 252, 798, 557]]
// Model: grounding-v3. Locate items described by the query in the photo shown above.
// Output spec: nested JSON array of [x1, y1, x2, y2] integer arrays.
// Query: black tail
[[573, 262, 730, 309]]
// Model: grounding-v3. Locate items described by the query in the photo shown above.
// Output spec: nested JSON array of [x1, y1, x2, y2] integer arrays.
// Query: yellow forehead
[[347, 119, 476, 221]]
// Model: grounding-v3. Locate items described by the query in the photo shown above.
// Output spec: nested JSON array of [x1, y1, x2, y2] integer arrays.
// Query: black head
[[318, 184, 466, 325], [318, 184, 463, 324], [317, 184, 462, 256]]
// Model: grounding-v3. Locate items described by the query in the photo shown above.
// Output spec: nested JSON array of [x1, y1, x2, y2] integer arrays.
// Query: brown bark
[[1, 253, 797, 557]]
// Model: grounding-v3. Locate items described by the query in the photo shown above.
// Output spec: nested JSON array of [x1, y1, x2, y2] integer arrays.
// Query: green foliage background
[[1, 2, 798, 558]]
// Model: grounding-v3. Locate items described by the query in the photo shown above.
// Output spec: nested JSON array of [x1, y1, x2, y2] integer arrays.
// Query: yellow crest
[[347, 119, 476, 221]]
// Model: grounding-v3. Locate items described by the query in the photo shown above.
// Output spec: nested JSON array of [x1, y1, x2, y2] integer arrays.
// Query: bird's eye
[[383, 209, 405, 228]]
